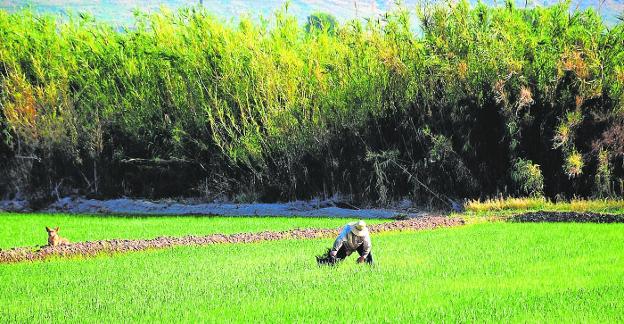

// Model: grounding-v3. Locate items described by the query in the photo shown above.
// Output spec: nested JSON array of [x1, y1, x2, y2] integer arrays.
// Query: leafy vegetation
[[1, 223, 623, 322], [305, 12, 337, 34], [1, 1, 624, 204], [465, 197, 624, 214], [0, 213, 388, 249], [511, 158, 544, 196]]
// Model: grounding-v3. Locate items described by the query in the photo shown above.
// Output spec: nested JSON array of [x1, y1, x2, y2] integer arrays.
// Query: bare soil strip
[[511, 211, 624, 223], [0, 217, 463, 263]]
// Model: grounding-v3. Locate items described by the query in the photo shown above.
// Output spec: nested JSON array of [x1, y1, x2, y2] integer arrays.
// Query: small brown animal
[[46, 227, 70, 246]]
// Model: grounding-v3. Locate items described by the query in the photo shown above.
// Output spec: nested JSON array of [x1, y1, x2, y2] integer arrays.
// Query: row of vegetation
[[1, 1, 623, 206], [464, 197, 624, 214]]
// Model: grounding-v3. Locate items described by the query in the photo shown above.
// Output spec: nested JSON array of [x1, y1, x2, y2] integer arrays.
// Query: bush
[[305, 12, 337, 34], [511, 159, 544, 197], [0, 2, 623, 203]]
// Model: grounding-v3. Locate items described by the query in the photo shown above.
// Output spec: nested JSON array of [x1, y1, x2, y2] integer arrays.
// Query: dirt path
[[0, 217, 463, 263]]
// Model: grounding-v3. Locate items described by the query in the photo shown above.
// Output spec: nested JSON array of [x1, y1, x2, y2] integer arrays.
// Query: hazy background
[[1, 0, 622, 26]]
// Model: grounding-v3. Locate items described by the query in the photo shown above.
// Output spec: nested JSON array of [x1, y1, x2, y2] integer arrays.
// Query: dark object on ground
[[511, 211, 624, 223], [0, 216, 464, 263], [316, 249, 337, 265], [392, 213, 409, 220], [316, 244, 374, 265]]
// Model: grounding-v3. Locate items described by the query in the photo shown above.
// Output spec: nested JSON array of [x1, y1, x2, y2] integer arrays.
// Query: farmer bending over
[[330, 220, 373, 264]]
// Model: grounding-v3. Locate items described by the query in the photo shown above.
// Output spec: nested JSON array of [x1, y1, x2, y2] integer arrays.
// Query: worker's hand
[[357, 256, 366, 263], [329, 250, 337, 257]]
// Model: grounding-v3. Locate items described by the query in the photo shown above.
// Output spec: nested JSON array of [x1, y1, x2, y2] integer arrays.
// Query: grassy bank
[[0, 213, 389, 249], [464, 198, 624, 216], [1, 222, 623, 322]]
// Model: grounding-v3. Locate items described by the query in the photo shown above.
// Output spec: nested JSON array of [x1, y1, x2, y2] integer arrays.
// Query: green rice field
[[1, 218, 623, 322]]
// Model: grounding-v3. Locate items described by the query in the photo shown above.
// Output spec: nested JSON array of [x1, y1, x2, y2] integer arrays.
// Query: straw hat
[[349, 220, 369, 237]]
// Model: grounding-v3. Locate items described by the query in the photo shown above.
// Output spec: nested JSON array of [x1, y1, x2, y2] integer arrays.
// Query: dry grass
[[465, 198, 624, 214]]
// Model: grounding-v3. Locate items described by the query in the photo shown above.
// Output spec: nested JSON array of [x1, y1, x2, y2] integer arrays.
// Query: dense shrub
[[0, 1, 623, 204], [511, 158, 544, 197]]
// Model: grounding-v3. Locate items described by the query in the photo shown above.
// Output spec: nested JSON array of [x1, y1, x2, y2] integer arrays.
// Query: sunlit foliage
[[0, 1, 623, 203]]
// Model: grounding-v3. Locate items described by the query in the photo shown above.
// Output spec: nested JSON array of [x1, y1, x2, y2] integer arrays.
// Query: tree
[[304, 12, 337, 34]]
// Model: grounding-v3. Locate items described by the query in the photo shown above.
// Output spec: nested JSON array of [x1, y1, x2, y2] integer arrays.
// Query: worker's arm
[[331, 226, 350, 253], [360, 235, 372, 258]]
